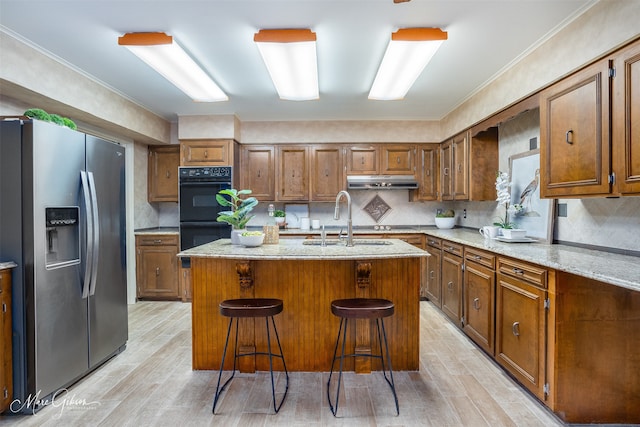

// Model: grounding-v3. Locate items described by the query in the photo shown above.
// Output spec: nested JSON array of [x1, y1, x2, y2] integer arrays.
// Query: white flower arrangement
[[494, 171, 523, 229]]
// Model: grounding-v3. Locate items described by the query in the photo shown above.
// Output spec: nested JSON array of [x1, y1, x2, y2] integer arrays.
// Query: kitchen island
[[178, 238, 428, 373]]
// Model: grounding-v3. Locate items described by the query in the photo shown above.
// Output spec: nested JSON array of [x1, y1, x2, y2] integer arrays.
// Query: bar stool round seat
[[219, 298, 283, 318], [327, 298, 399, 417], [212, 298, 289, 415]]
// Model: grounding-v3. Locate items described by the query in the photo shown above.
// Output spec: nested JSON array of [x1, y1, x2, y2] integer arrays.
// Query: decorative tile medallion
[[363, 194, 391, 222]]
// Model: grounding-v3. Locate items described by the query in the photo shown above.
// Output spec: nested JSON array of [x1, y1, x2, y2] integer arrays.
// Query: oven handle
[[179, 180, 232, 186]]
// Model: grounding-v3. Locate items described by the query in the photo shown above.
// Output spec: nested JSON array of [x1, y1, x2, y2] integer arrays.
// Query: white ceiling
[[0, 0, 594, 123]]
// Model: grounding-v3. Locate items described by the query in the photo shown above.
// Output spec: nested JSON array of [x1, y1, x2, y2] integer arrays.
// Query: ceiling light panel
[[118, 32, 228, 102], [254, 29, 319, 101], [369, 28, 447, 101]]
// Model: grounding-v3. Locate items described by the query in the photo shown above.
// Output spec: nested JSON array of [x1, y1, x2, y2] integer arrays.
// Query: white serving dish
[[435, 217, 456, 229], [238, 233, 264, 247], [500, 228, 526, 239]]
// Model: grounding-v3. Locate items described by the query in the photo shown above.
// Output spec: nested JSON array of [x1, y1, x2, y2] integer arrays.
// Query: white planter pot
[[435, 217, 456, 229], [231, 229, 243, 245]]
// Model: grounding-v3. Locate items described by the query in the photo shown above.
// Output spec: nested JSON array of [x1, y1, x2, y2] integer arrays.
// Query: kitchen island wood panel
[[189, 254, 421, 373]]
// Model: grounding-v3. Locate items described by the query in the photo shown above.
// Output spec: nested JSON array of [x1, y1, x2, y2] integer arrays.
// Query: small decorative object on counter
[[435, 209, 456, 229], [263, 204, 279, 244], [274, 209, 286, 227], [493, 171, 524, 230], [238, 231, 264, 247]]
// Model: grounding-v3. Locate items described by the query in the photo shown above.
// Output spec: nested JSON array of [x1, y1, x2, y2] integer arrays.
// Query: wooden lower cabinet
[[550, 272, 640, 424], [440, 240, 463, 325], [495, 257, 548, 401], [136, 234, 180, 300], [462, 247, 495, 355], [424, 237, 442, 306], [1, 268, 13, 413], [180, 264, 192, 302]]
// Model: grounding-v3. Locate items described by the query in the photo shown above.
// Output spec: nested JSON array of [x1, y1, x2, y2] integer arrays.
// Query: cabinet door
[[540, 60, 611, 197], [440, 140, 453, 200], [1, 269, 12, 413], [452, 132, 469, 200], [463, 261, 495, 355], [381, 145, 414, 175], [613, 41, 640, 195], [496, 272, 547, 400], [425, 246, 441, 307], [346, 145, 378, 175], [240, 145, 275, 200], [180, 139, 233, 166], [311, 145, 344, 201], [415, 144, 439, 201], [136, 236, 179, 300], [277, 146, 309, 200], [441, 251, 463, 325], [148, 145, 179, 202]]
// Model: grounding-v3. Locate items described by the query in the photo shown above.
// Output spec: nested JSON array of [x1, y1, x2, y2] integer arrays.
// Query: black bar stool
[[327, 297, 399, 417], [212, 298, 289, 414]]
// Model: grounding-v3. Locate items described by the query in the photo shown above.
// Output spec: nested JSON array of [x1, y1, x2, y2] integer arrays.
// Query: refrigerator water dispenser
[[45, 207, 80, 268]]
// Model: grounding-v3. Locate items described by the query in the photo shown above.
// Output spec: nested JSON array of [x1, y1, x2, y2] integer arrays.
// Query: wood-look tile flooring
[[1, 301, 563, 426]]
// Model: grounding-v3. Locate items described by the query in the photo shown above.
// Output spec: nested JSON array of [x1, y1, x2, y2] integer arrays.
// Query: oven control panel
[[179, 166, 232, 181]]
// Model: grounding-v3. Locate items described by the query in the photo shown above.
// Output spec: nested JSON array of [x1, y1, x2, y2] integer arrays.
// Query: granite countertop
[[0, 261, 18, 271], [177, 238, 428, 261], [421, 228, 640, 293], [134, 227, 179, 235]]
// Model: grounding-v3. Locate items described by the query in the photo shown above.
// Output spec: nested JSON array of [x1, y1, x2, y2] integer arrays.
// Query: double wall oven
[[179, 166, 232, 266]]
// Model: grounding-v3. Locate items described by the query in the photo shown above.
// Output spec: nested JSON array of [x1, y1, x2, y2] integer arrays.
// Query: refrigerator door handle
[[87, 171, 100, 296], [80, 171, 94, 299]]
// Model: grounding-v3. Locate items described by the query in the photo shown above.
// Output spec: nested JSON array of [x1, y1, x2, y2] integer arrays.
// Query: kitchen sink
[[302, 239, 392, 246]]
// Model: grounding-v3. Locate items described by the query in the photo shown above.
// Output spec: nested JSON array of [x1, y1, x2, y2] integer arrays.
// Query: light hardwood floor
[[1, 301, 563, 426]]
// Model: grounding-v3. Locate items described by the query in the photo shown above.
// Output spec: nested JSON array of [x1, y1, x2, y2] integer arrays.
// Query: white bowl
[[501, 228, 526, 239], [238, 233, 264, 247], [435, 217, 456, 229]]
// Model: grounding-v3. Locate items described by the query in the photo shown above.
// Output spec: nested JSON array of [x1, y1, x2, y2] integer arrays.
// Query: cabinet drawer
[[442, 240, 463, 257], [426, 236, 442, 249], [465, 247, 496, 270], [136, 234, 179, 246], [497, 257, 547, 288], [394, 234, 424, 248]]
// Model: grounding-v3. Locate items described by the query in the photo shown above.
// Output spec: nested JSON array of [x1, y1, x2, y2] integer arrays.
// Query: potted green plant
[[273, 209, 286, 226], [435, 209, 456, 229], [216, 189, 258, 244]]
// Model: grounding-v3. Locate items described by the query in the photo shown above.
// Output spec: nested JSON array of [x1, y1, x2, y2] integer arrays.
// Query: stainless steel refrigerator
[[0, 118, 128, 413]]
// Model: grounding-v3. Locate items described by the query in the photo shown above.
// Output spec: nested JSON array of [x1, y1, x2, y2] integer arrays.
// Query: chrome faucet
[[334, 190, 353, 247]]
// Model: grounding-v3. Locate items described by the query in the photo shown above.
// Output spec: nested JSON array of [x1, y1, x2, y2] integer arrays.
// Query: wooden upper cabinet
[[540, 59, 611, 198], [240, 145, 275, 200], [440, 140, 454, 200], [452, 132, 469, 200], [277, 145, 309, 201], [180, 139, 234, 166], [148, 145, 179, 203], [413, 144, 439, 201], [381, 145, 414, 175], [613, 40, 640, 195], [441, 129, 498, 202], [311, 145, 344, 201], [346, 145, 378, 175]]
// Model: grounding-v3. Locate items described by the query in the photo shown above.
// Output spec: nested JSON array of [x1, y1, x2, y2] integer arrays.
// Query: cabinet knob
[[155, 267, 160, 276], [396, 156, 401, 164], [204, 150, 208, 158], [443, 167, 449, 176], [473, 297, 480, 310], [429, 270, 435, 279], [512, 321, 520, 337], [447, 281, 453, 291], [513, 267, 525, 275]]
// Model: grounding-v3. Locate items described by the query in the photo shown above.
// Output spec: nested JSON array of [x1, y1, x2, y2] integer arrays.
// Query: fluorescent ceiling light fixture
[[369, 28, 447, 101], [254, 29, 319, 101], [118, 32, 228, 102]]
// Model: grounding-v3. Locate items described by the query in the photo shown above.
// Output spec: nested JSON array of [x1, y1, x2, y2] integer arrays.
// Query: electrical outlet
[[463, 209, 467, 219], [557, 203, 567, 217], [530, 137, 538, 150], [436, 208, 442, 216]]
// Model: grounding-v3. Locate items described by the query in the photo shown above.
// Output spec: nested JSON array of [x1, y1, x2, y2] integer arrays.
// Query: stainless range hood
[[347, 175, 419, 190]]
